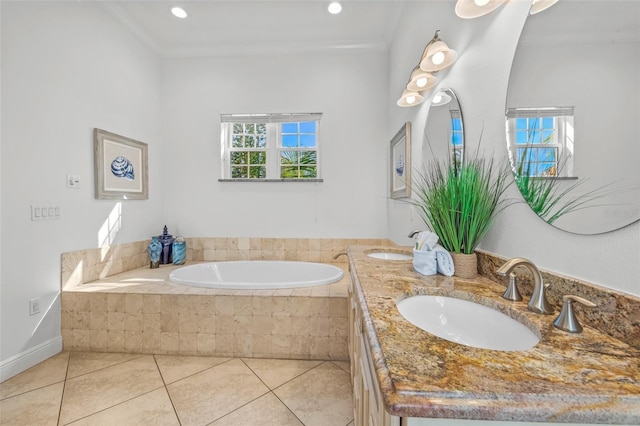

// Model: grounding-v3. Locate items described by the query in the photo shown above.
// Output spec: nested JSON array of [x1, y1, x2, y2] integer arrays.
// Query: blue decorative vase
[[172, 236, 186, 265], [148, 236, 162, 269]]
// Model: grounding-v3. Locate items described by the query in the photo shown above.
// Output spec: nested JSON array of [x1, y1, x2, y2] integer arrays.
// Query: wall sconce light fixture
[[432, 90, 453, 106], [419, 30, 458, 72], [397, 89, 425, 108], [397, 30, 457, 108], [455, 0, 507, 19]]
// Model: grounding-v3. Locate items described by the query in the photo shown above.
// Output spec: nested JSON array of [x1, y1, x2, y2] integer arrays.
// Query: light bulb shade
[[530, 0, 559, 15], [406, 69, 437, 92], [455, 0, 508, 19], [420, 40, 457, 72], [432, 91, 452, 106], [397, 89, 425, 107], [327, 1, 342, 14]]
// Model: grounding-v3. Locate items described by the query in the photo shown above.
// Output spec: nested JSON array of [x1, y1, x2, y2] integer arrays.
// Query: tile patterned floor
[[0, 352, 354, 426]]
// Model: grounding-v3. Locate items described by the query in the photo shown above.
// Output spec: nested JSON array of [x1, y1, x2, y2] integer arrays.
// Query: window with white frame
[[506, 107, 574, 178], [220, 113, 322, 180]]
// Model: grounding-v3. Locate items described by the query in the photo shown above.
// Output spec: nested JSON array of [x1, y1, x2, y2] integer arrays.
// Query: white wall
[[161, 53, 389, 238], [0, 2, 163, 373], [386, 1, 640, 296]]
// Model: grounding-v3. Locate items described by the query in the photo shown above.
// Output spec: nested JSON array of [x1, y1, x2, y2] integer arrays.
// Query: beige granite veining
[[477, 250, 640, 349], [348, 245, 640, 424]]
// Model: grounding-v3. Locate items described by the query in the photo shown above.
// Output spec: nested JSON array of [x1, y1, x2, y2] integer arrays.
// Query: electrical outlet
[[29, 298, 41, 316]]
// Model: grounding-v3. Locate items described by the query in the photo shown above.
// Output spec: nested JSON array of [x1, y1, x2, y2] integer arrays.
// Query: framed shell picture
[[94, 128, 149, 200], [390, 121, 411, 199]]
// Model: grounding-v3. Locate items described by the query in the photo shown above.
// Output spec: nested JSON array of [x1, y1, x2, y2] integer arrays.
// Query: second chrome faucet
[[496, 257, 554, 315]]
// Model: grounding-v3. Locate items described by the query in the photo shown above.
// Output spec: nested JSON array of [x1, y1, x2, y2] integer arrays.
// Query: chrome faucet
[[408, 230, 421, 238], [496, 257, 554, 315]]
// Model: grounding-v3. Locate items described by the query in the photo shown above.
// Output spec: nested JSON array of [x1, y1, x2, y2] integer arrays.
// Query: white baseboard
[[0, 336, 63, 382]]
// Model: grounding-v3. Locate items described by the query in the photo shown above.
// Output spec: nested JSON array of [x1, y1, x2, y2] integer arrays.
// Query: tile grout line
[[152, 354, 183, 425], [56, 353, 71, 426], [237, 358, 307, 425]]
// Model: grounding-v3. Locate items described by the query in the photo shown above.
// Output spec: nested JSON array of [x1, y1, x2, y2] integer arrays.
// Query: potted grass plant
[[412, 154, 513, 278]]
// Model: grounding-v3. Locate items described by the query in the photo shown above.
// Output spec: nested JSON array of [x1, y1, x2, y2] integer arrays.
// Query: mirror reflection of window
[[506, 107, 574, 178], [450, 110, 463, 168]]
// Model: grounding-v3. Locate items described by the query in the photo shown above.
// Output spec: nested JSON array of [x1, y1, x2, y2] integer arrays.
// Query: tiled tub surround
[[61, 237, 391, 359], [348, 245, 640, 424]]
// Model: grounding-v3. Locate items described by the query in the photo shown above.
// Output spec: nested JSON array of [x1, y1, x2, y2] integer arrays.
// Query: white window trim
[[220, 113, 323, 181], [506, 107, 575, 178]]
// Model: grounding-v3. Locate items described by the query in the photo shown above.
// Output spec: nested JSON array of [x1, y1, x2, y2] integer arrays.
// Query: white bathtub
[[169, 260, 344, 290]]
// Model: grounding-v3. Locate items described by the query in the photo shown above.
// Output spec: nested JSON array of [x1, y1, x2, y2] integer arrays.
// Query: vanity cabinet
[[348, 276, 400, 426]]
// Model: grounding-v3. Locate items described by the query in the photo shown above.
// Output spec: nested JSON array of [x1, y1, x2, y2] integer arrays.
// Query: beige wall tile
[[215, 296, 234, 315], [160, 332, 180, 353], [107, 312, 127, 331], [197, 333, 216, 354], [271, 317, 291, 336], [179, 333, 198, 354], [272, 335, 291, 358], [197, 314, 216, 334], [125, 294, 143, 314], [290, 336, 311, 359], [142, 332, 161, 353], [143, 313, 161, 333], [311, 317, 329, 336], [107, 293, 126, 313], [178, 314, 198, 333], [107, 330, 126, 352], [161, 295, 179, 313], [177, 295, 197, 314], [90, 312, 107, 331], [251, 316, 273, 336], [309, 336, 329, 358], [252, 296, 273, 315], [161, 313, 179, 333], [90, 330, 108, 351], [142, 294, 161, 314], [71, 330, 91, 351], [215, 315, 234, 335], [216, 334, 235, 355], [234, 297, 252, 315], [290, 317, 311, 336], [252, 334, 272, 357], [124, 331, 143, 353], [90, 293, 108, 312], [125, 313, 143, 332]]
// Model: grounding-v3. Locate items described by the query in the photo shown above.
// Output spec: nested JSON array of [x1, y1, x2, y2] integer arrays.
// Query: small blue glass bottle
[[172, 236, 186, 265], [148, 236, 162, 269]]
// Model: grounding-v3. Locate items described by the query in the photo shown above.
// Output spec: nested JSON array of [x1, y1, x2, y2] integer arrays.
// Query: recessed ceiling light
[[328, 1, 342, 15], [170, 6, 188, 19]]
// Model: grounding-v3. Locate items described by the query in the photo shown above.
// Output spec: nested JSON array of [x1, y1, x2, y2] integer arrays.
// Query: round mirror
[[424, 88, 464, 167], [505, 0, 639, 234]]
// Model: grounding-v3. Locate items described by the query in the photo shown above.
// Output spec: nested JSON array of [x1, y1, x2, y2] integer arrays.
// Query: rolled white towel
[[434, 245, 455, 276]]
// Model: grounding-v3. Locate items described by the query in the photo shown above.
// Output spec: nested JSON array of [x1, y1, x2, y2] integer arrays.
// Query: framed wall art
[[94, 128, 148, 200], [390, 121, 411, 199]]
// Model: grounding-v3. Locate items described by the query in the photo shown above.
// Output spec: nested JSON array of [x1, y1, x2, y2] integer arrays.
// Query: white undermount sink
[[397, 295, 540, 351], [367, 252, 412, 260]]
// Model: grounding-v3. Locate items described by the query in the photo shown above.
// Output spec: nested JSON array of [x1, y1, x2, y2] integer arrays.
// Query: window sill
[[218, 178, 324, 183], [527, 176, 579, 180]]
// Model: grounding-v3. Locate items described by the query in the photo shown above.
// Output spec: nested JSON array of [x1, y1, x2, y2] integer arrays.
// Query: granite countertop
[[347, 246, 640, 424]]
